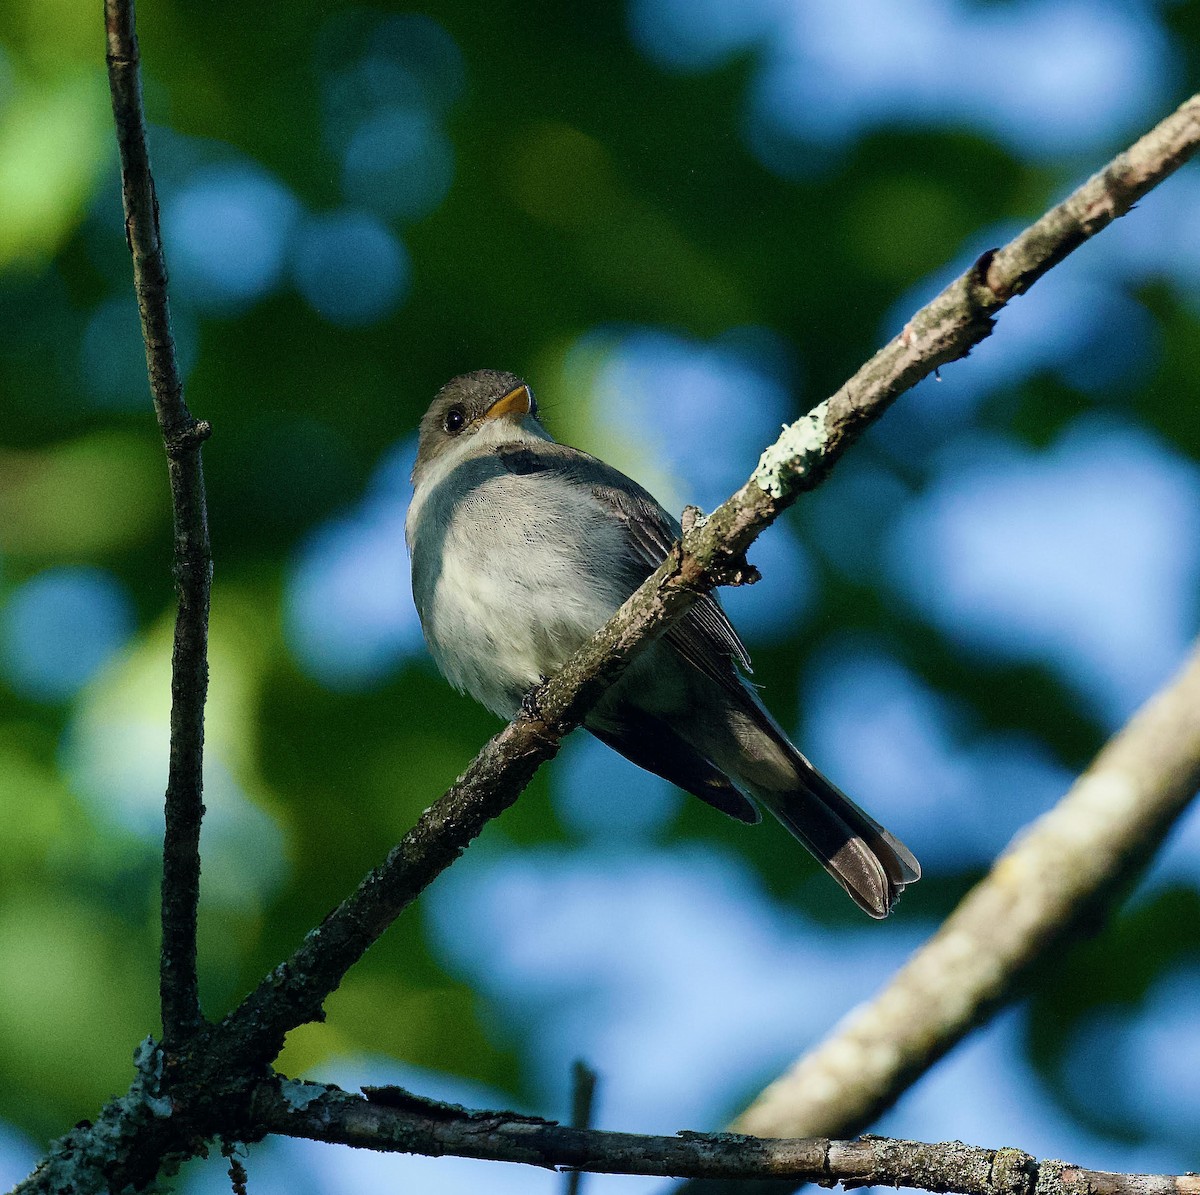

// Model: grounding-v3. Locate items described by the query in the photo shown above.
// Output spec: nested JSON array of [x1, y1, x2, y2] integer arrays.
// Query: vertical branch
[[565, 1061, 600, 1195], [105, 0, 213, 1048]]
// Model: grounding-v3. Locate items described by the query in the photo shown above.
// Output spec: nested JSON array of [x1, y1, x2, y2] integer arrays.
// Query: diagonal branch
[[254, 1078, 1200, 1195], [105, 0, 213, 1047], [217, 89, 1200, 1069], [665, 642, 1200, 1195]]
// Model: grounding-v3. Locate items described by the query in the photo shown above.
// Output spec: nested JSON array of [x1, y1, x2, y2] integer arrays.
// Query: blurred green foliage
[[1, 0, 1199, 1176]]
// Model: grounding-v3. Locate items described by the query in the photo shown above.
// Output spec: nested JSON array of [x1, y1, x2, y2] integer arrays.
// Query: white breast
[[407, 431, 631, 718]]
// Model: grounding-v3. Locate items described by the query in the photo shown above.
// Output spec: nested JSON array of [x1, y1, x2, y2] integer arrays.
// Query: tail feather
[[606, 659, 921, 917], [755, 755, 920, 918], [587, 712, 761, 825], [719, 698, 920, 918]]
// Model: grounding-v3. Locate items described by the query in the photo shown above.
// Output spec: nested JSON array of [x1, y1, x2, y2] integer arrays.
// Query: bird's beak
[[483, 384, 533, 422]]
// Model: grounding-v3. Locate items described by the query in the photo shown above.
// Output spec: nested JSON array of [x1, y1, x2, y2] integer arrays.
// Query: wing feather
[[494, 441, 753, 694]]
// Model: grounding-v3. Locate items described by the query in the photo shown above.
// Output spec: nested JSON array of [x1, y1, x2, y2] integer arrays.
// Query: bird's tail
[[752, 754, 920, 918], [714, 700, 920, 918]]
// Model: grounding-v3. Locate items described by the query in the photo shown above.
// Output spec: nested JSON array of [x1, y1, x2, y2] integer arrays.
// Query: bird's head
[[412, 369, 542, 485]]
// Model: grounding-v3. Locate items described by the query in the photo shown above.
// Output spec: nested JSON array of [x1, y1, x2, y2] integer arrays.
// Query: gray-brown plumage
[[406, 369, 919, 917]]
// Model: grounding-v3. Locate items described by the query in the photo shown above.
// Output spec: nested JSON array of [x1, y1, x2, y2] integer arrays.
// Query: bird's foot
[[520, 677, 551, 722], [726, 558, 761, 587]]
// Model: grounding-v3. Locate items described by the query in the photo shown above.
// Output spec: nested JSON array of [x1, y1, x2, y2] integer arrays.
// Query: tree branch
[[252, 1078, 1200, 1195], [105, 0, 213, 1047], [216, 88, 1200, 1071], [696, 639, 1200, 1177]]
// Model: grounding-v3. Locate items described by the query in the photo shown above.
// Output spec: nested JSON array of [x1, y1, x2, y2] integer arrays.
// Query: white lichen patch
[[130, 1036, 172, 1118], [279, 1079, 327, 1112], [751, 401, 832, 498]]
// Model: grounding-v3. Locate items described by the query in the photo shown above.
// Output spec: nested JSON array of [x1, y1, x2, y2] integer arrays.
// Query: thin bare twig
[[254, 1078, 1200, 1195], [105, 0, 213, 1047], [217, 90, 1200, 1073], [565, 1060, 600, 1195]]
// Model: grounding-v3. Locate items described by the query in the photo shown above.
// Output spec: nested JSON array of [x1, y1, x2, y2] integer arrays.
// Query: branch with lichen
[[215, 87, 1200, 1073], [22, 1067, 1200, 1195], [105, 0, 212, 1047]]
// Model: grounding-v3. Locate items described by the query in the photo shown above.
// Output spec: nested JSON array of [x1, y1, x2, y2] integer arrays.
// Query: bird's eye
[[444, 406, 466, 434]]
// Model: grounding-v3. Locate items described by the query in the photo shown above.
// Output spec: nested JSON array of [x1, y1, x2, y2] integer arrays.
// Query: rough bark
[[105, 0, 213, 1047]]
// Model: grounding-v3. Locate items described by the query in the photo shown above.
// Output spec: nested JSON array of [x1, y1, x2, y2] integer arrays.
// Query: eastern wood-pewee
[[406, 369, 919, 917]]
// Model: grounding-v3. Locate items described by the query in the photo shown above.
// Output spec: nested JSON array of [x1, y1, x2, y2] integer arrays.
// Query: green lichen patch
[[751, 401, 831, 499]]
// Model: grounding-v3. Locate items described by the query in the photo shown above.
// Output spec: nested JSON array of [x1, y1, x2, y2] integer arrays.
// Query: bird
[[405, 369, 919, 917]]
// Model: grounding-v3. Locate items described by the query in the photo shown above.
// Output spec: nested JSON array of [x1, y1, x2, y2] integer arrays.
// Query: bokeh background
[[1, 0, 1200, 1190]]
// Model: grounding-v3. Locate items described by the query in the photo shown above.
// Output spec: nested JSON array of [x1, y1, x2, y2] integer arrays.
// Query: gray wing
[[494, 441, 753, 695], [589, 712, 760, 824]]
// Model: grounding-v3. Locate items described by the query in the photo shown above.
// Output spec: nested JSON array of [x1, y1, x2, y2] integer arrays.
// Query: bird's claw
[[727, 560, 761, 587], [520, 678, 550, 721]]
